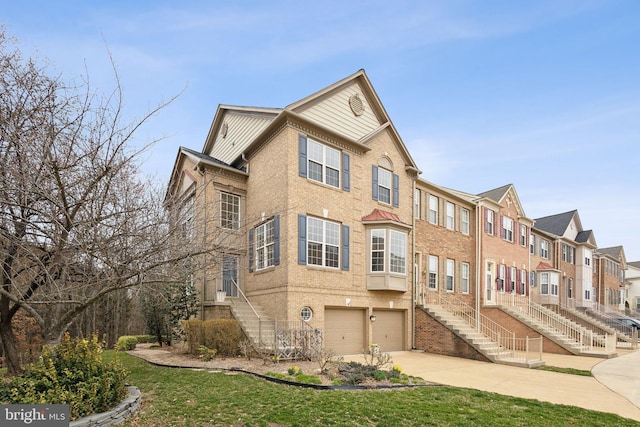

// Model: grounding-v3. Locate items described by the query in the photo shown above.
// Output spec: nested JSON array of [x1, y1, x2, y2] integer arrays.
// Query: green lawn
[[110, 351, 640, 427]]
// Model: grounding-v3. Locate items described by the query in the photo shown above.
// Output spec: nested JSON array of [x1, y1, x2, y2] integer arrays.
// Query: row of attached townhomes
[[166, 70, 633, 367]]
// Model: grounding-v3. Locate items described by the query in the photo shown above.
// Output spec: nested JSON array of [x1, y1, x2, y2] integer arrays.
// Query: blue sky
[[3, 1, 640, 260]]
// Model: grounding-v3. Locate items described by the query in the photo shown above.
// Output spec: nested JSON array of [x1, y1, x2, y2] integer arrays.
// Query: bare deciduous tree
[[0, 28, 186, 375]]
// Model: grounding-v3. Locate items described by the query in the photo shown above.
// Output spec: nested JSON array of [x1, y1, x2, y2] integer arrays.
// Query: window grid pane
[[389, 230, 406, 274], [307, 217, 340, 268], [221, 192, 240, 230], [255, 220, 275, 270], [371, 230, 385, 272]]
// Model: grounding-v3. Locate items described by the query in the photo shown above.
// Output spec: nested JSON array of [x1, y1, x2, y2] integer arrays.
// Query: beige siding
[[208, 112, 274, 164], [298, 82, 381, 141]]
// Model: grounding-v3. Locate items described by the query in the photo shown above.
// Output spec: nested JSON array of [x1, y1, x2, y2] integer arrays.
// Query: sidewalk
[[348, 350, 640, 422]]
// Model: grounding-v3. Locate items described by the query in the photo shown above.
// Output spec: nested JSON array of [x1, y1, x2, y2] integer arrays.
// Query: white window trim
[[307, 139, 341, 188], [428, 255, 438, 289], [308, 217, 340, 269], [428, 195, 438, 225], [461, 208, 470, 235], [461, 262, 470, 293], [255, 219, 275, 270], [446, 259, 455, 292], [445, 202, 455, 230], [220, 192, 241, 230]]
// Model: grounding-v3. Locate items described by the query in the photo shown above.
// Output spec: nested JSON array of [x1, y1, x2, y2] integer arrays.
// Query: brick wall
[[414, 307, 490, 362], [482, 307, 572, 355]]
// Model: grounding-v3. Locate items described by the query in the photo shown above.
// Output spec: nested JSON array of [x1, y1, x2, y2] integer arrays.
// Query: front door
[[222, 255, 239, 297], [486, 261, 495, 305]]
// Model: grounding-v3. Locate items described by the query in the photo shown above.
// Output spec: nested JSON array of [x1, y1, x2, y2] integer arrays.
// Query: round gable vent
[[349, 94, 365, 116]]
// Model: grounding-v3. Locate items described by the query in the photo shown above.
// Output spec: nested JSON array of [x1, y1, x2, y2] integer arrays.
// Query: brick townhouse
[[167, 70, 625, 362]]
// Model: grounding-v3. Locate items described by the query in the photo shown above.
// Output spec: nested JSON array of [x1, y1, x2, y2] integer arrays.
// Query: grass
[[536, 366, 594, 376], [105, 351, 640, 427]]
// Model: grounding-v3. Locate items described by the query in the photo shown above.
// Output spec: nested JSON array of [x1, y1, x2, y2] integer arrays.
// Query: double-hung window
[[428, 256, 438, 289], [371, 230, 385, 272], [298, 214, 349, 270], [377, 168, 392, 204], [307, 139, 340, 188], [486, 209, 494, 235], [255, 219, 275, 270], [445, 202, 455, 230], [520, 224, 527, 246], [389, 230, 407, 274], [299, 135, 349, 191], [461, 209, 470, 235], [461, 262, 470, 293], [370, 229, 406, 274], [497, 264, 505, 292], [540, 272, 549, 294], [520, 269, 527, 295], [220, 192, 240, 230], [428, 196, 438, 224], [446, 259, 454, 291], [308, 217, 340, 268], [250, 216, 280, 272], [540, 239, 550, 259], [502, 216, 513, 242]]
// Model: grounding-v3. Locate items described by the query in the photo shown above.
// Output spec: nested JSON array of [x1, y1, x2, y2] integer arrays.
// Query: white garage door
[[324, 308, 366, 355], [372, 309, 405, 352]]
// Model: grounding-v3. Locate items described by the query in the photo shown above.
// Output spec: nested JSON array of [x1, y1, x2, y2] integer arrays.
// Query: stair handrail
[[230, 279, 275, 350], [230, 279, 261, 320], [560, 301, 633, 339], [497, 292, 613, 352], [426, 292, 516, 359]]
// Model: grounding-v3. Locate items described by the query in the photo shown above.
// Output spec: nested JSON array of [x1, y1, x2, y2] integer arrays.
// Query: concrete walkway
[[345, 350, 640, 422]]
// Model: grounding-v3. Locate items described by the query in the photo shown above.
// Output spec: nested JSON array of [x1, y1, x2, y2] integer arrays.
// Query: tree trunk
[[0, 323, 23, 376]]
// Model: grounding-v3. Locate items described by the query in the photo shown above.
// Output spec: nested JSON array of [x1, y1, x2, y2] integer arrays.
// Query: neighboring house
[[166, 70, 420, 356], [532, 210, 597, 310], [594, 246, 627, 311], [474, 184, 533, 307], [625, 261, 640, 315]]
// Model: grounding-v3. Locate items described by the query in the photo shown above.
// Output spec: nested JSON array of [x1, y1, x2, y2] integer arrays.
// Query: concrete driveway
[[345, 350, 640, 422]]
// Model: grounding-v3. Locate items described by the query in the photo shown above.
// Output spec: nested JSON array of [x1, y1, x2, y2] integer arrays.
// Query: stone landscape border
[[69, 386, 141, 427]]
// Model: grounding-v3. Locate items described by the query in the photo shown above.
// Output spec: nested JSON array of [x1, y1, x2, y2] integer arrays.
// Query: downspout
[[411, 179, 417, 350], [198, 164, 207, 320], [475, 203, 481, 331]]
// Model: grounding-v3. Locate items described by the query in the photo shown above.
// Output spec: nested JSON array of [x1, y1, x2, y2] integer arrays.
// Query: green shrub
[[0, 334, 128, 421], [197, 345, 217, 361], [182, 319, 204, 354], [373, 370, 387, 381], [116, 335, 138, 351], [134, 335, 157, 344], [202, 319, 242, 357]]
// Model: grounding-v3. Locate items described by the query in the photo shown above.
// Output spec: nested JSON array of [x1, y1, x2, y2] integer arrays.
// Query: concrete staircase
[[230, 298, 276, 352], [499, 303, 617, 358], [422, 303, 544, 368], [556, 305, 633, 344]]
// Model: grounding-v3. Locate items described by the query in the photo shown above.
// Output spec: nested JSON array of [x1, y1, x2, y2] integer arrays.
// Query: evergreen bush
[[0, 334, 128, 420]]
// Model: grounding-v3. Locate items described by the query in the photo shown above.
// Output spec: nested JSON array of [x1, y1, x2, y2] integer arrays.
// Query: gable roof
[[534, 210, 578, 236], [575, 230, 596, 245], [628, 261, 640, 269], [200, 69, 420, 173], [164, 146, 248, 203], [477, 184, 512, 203]]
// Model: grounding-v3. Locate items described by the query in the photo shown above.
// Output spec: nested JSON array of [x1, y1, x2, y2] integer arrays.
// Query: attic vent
[[221, 122, 229, 138], [349, 94, 365, 116]]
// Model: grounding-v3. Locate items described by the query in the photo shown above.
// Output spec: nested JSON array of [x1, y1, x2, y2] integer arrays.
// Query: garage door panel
[[324, 308, 365, 355], [372, 310, 404, 352]]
